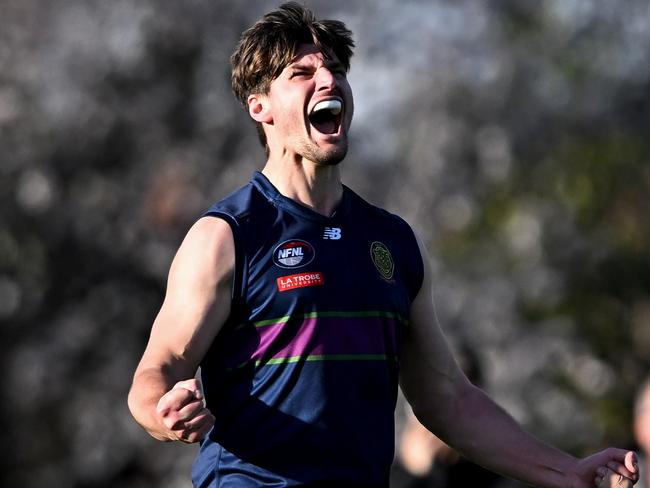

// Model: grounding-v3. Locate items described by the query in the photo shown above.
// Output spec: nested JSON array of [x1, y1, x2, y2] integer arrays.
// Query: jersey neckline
[[251, 171, 351, 223]]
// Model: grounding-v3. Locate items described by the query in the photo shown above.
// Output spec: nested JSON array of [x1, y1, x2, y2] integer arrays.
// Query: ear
[[248, 94, 273, 124]]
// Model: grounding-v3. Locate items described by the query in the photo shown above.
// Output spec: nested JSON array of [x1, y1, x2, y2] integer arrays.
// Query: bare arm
[[399, 234, 638, 488], [127, 216, 235, 443]]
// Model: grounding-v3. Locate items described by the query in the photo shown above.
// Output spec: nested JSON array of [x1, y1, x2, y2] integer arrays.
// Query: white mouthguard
[[312, 100, 342, 115]]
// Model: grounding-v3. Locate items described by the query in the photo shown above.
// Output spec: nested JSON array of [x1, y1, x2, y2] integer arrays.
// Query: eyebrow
[[289, 63, 314, 71], [287, 61, 345, 75]]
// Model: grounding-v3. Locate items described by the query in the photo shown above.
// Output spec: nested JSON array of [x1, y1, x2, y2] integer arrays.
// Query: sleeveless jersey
[[192, 172, 424, 487]]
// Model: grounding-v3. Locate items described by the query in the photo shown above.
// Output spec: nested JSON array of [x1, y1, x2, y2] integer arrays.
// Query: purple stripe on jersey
[[229, 316, 401, 367]]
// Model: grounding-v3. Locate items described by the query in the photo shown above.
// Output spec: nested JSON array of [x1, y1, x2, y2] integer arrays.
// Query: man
[[128, 3, 639, 487]]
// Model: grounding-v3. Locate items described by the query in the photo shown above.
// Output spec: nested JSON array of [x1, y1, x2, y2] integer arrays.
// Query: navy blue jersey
[[192, 172, 424, 487]]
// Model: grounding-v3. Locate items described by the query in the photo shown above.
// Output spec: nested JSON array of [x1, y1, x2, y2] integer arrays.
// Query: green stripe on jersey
[[259, 354, 397, 366], [233, 354, 398, 370], [253, 310, 409, 328]]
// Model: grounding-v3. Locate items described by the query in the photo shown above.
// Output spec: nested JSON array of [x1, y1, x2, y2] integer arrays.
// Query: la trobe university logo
[[273, 239, 316, 268]]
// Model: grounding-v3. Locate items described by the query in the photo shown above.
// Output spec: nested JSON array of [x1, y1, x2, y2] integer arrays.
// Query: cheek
[[285, 97, 307, 123], [275, 103, 305, 131]]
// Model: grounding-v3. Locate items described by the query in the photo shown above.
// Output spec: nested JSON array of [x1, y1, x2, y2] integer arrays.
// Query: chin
[[300, 140, 348, 166], [317, 146, 348, 166]]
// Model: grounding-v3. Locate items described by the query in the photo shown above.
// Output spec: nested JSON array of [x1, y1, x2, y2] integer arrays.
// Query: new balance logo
[[323, 227, 342, 240]]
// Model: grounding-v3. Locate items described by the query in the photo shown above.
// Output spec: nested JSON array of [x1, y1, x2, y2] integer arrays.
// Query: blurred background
[[1, 0, 649, 486]]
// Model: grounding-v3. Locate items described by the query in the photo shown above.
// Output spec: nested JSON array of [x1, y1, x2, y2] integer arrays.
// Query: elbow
[[126, 385, 138, 419], [406, 390, 456, 442], [126, 381, 145, 428], [126, 385, 170, 442], [409, 380, 481, 446]]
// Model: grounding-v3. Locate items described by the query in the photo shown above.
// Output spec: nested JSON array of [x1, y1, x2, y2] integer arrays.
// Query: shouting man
[[128, 3, 639, 487]]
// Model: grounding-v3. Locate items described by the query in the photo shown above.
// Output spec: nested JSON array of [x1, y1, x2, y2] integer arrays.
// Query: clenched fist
[[594, 451, 638, 488], [156, 379, 215, 443]]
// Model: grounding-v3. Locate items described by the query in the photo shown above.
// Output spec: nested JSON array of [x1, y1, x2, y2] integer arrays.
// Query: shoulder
[[170, 216, 235, 286], [348, 189, 420, 257], [184, 215, 235, 248], [345, 186, 414, 231], [345, 187, 425, 299]]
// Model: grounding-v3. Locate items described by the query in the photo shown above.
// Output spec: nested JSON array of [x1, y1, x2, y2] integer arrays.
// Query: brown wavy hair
[[230, 2, 354, 148]]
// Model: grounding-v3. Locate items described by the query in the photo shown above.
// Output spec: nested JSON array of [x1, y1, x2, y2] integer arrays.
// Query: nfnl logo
[[273, 239, 315, 268], [323, 227, 342, 240]]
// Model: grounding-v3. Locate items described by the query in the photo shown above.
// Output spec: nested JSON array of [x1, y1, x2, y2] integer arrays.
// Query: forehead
[[287, 43, 341, 67]]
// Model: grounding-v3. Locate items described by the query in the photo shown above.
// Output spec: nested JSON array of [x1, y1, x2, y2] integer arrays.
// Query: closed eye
[[290, 71, 311, 79], [289, 64, 314, 79]]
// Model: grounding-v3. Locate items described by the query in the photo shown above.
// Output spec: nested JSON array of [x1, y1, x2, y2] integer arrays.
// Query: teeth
[[312, 100, 342, 115]]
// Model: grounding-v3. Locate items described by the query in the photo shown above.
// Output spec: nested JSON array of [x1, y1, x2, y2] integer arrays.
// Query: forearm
[[421, 384, 577, 488], [404, 240, 636, 488]]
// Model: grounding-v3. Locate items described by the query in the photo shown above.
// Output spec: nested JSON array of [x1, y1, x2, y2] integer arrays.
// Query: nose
[[315, 67, 337, 91]]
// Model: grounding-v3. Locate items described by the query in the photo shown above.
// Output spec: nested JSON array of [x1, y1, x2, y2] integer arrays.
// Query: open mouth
[[308, 99, 343, 135]]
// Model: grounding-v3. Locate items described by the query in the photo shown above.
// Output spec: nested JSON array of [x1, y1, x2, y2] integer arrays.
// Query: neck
[[262, 153, 343, 217]]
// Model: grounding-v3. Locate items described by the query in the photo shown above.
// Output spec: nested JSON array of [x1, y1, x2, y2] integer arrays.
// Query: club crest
[[370, 241, 394, 281]]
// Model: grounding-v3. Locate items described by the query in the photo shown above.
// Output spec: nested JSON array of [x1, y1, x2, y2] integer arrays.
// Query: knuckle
[[173, 380, 196, 393]]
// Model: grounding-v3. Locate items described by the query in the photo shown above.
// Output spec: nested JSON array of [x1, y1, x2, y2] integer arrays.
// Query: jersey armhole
[[401, 220, 425, 303], [202, 210, 247, 306]]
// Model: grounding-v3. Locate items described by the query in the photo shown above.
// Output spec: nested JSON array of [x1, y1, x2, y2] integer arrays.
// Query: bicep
[[400, 234, 470, 430], [135, 216, 235, 382]]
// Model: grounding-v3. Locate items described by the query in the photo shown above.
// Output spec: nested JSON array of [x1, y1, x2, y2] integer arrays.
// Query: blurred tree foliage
[[1, 1, 648, 487]]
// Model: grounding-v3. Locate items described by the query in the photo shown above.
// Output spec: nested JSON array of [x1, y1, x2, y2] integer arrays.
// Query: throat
[[261, 165, 343, 216]]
